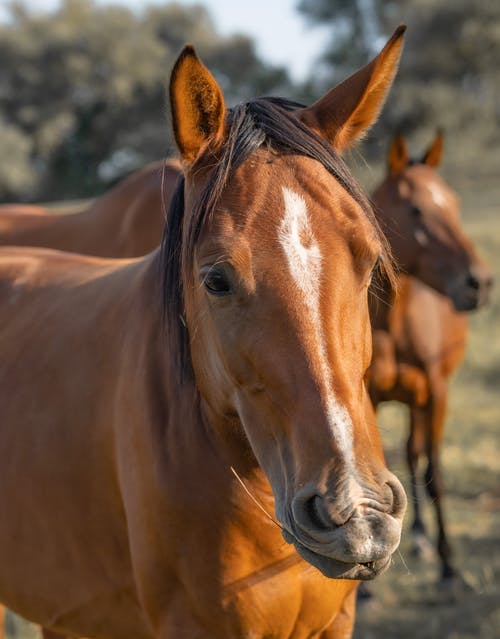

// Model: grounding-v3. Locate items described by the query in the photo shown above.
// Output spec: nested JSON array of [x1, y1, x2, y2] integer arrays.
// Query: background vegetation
[[299, 0, 500, 181], [0, 0, 290, 200], [1, 0, 499, 201]]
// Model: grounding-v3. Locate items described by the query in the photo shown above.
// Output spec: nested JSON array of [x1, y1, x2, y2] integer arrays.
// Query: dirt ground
[[4, 178, 500, 639]]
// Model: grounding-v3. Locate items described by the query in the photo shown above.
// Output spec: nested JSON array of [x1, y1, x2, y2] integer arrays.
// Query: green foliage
[[298, 0, 500, 174], [0, 0, 291, 200], [297, 0, 405, 84], [0, 117, 36, 196]]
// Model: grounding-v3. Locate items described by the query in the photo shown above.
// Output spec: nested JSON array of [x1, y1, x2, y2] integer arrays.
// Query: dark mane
[[160, 97, 393, 383]]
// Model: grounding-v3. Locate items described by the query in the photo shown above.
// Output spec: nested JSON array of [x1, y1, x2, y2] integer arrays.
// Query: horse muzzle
[[448, 266, 494, 311], [280, 473, 406, 580]]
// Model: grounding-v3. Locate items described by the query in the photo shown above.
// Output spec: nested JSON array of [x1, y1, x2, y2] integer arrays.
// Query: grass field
[[4, 175, 500, 639]]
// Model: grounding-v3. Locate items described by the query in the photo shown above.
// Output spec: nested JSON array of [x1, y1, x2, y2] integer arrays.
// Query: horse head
[[162, 28, 408, 581], [372, 131, 493, 310]]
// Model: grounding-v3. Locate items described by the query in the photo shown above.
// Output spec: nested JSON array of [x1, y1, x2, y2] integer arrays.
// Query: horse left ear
[[298, 25, 406, 152], [169, 45, 226, 164], [422, 130, 444, 167], [388, 134, 409, 174]]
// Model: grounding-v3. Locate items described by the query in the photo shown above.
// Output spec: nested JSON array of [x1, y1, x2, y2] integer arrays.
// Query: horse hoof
[[438, 570, 474, 593]]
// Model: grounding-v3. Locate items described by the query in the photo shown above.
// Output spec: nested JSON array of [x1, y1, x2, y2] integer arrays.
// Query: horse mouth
[[282, 529, 392, 580], [449, 277, 493, 312], [451, 292, 482, 312]]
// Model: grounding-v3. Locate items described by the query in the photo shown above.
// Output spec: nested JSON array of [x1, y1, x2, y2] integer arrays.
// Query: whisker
[[230, 466, 297, 540], [397, 548, 411, 575]]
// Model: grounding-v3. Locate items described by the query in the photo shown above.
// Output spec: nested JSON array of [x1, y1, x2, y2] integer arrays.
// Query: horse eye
[[203, 269, 232, 296], [411, 206, 422, 217]]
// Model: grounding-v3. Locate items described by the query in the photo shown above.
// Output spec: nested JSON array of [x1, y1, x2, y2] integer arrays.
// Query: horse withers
[[0, 28, 407, 639], [368, 132, 493, 583]]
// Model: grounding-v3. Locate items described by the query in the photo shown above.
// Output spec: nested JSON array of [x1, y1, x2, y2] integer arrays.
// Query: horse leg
[[407, 406, 433, 560], [423, 378, 456, 581], [320, 586, 357, 639], [0, 605, 4, 639]]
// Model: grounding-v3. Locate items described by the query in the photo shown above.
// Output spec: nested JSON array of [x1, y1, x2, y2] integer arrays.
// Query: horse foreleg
[[423, 379, 455, 581], [407, 406, 433, 560]]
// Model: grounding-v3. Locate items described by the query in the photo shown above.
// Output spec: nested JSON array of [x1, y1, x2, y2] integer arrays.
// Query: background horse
[[368, 133, 493, 583], [0, 30, 407, 639], [0, 159, 180, 257]]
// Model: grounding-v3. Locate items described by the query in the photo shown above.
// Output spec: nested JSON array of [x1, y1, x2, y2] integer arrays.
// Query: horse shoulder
[[394, 278, 445, 363], [397, 278, 466, 382], [0, 250, 159, 638]]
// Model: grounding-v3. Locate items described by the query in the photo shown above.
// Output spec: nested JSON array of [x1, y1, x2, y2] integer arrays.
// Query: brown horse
[[0, 30, 408, 639], [0, 159, 180, 257], [371, 131, 492, 311], [368, 133, 493, 582]]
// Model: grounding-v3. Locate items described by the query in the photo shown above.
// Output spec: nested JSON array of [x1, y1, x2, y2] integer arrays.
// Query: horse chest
[[214, 560, 353, 638]]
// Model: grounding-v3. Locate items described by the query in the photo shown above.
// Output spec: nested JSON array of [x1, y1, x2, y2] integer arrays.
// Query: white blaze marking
[[278, 187, 355, 468], [427, 182, 447, 209]]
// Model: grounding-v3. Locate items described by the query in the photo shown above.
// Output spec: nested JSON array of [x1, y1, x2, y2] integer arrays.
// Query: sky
[[0, 0, 331, 81]]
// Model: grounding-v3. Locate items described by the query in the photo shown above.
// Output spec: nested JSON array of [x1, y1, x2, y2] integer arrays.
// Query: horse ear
[[169, 45, 226, 164], [422, 129, 444, 167], [388, 134, 409, 174], [298, 25, 406, 152]]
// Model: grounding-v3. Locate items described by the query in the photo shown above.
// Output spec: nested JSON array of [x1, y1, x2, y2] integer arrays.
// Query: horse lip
[[281, 528, 393, 581], [288, 536, 392, 580], [450, 292, 481, 312], [448, 280, 491, 312]]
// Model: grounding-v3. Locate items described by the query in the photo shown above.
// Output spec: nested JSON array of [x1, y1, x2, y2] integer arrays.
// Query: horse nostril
[[385, 477, 407, 518], [305, 495, 333, 531], [467, 273, 480, 290], [293, 491, 352, 534]]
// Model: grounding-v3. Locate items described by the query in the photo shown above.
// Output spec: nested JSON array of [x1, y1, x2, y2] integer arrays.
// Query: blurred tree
[[297, 0, 406, 88], [0, 0, 291, 201], [298, 0, 500, 175], [0, 117, 36, 196]]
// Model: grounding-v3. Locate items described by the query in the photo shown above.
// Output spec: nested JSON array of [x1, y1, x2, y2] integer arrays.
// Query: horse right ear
[[297, 25, 406, 152], [388, 134, 409, 175], [169, 45, 226, 164], [422, 129, 444, 167]]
